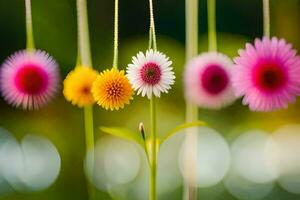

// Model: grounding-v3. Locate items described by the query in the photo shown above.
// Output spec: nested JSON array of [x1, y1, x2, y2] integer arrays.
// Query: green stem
[[148, 28, 153, 50], [185, 0, 198, 60], [143, 140, 151, 165], [113, 0, 119, 68], [76, 47, 82, 66], [149, 0, 157, 51], [139, 123, 151, 164], [149, 97, 157, 200], [84, 106, 95, 200], [77, 0, 93, 67], [77, 0, 95, 200], [183, 0, 199, 198], [148, 0, 158, 199], [263, 0, 270, 37], [207, 0, 217, 51], [84, 106, 95, 160], [25, 0, 35, 50]]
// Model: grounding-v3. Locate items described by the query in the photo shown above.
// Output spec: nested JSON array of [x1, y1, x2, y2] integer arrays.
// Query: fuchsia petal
[[0, 49, 60, 110], [232, 37, 300, 112], [184, 52, 236, 109]]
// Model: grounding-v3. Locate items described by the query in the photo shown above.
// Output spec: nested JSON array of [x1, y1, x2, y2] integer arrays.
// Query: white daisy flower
[[126, 49, 175, 99]]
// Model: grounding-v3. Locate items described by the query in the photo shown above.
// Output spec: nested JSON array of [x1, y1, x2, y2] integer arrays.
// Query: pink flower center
[[140, 62, 161, 85], [15, 64, 49, 95], [201, 64, 229, 95], [252, 61, 287, 93]]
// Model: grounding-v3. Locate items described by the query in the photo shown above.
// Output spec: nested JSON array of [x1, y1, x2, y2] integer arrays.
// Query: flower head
[[233, 37, 300, 112], [184, 52, 236, 109], [63, 66, 98, 107], [0, 50, 60, 110], [126, 49, 175, 99], [92, 68, 133, 110]]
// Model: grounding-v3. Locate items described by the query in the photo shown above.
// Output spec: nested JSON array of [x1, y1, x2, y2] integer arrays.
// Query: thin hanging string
[[263, 0, 270, 37], [207, 0, 217, 51], [77, 0, 93, 67], [113, 0, 119, 68], [149, 0, 157, 51], [25, 0, 35, 50]]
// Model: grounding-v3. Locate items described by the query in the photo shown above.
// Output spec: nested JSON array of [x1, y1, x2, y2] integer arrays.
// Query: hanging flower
[[91, 68, 133, 110], [126, 49, 175, 99], [63, 66, 98, 107], [232, 37, 300, 112], [184, 52, 236, 109], [0, 50, 60, 110]]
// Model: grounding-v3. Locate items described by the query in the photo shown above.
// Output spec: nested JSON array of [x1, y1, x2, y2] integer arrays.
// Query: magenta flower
[[232, 37, 300, 112], [0, 50, 60, 110], [184, 52, 236, 109]]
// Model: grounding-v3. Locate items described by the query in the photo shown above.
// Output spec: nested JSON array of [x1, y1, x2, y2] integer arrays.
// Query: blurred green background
[[1, 0, 300, 199]]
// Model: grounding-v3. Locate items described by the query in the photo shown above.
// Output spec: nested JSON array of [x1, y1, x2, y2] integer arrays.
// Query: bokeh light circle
[[231, 130, 278, 184], [0, 128, 14, 195], [224, 169, 274, 200], [1, 134, 61, 192], [20, 135, 61, 191], [178, 127, 231, 188], [86, 136, 141, 191], [157, 133, 184, 194], [270, 124, 300, 194], [104, 138, 141, 185]]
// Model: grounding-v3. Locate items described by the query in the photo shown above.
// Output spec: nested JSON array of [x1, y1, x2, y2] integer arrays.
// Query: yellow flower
[[63, 66, 98, 107], [92, 68, 133, 110]]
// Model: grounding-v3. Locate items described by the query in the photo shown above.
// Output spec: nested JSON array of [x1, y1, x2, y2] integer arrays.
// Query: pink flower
[[0, 50, 60, 110], [184, 52, 236, 109], [233, 37, 300, 112]]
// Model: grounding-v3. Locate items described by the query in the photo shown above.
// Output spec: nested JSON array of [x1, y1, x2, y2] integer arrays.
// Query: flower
[[92, 68, 133, 110], [184, 52, 236, 109], [63, 66, 98, 107], [126, 49, 175, 99], [232, 37, 300, 112], [0, 50, 60, 110]]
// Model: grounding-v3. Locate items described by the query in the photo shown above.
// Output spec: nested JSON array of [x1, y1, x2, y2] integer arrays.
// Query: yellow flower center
[[92, 68, 133, 110], [63, 66, 98, 107]]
